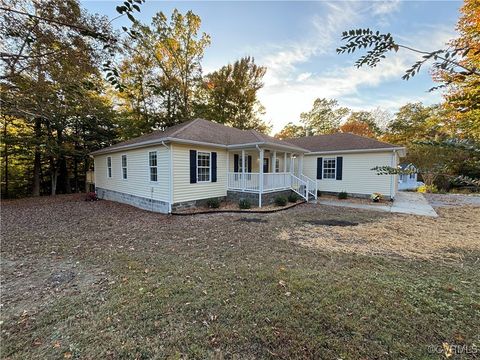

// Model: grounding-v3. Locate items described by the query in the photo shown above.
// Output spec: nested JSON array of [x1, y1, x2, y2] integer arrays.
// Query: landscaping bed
[[172, 199, 305, 215], [319, 193, 391, 206]]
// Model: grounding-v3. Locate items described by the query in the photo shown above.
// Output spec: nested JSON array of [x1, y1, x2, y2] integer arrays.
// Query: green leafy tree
[[275, 122, 307, 139], [300, 98, 349, 135], [345, 111, 382, 136], [197, 56, 270, 132], [116, 9, 211, 132], [1, 0, 117, 196]]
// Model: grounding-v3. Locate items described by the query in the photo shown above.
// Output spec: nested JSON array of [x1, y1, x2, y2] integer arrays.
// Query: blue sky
[[83, 0, 461, 133]]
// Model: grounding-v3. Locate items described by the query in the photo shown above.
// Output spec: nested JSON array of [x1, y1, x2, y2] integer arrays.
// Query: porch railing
[[263, 172, 291, 191], [227, 172, 260, 191], [227, 172, 294, 192]]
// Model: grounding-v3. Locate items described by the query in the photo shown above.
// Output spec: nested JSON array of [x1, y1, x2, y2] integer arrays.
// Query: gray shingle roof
[[91, 118, 307, 155], [285, 133, 402, 152]]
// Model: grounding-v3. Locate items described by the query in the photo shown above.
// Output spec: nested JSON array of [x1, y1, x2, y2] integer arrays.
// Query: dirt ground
[[1, 194, 479, 359]]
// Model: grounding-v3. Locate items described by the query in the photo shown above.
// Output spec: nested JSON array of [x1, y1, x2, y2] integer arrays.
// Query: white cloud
[[371, 0, 401, 16], [296, 72, 312, 82], [253, 2, 455, 134]]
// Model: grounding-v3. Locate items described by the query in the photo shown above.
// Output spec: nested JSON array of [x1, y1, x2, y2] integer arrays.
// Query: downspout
[[390, 149, 395, 200], [161, 141, 173, 213]]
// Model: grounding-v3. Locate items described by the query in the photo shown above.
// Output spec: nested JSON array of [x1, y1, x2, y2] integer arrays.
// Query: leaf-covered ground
[[1, 194, 479, 359]]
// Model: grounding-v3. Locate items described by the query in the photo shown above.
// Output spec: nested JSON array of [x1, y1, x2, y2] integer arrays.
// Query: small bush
[[238, 199, 251, 209], [275, 195, 288, 206], [206, 198, 220, 208], [338, 191, 348, 199], [417, 184, 439, 193], [288, 193, 299, 203], [370, 192, 382, 202]]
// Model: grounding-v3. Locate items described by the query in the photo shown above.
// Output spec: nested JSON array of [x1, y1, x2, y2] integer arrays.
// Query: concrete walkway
[[316, 191, 438, 217]]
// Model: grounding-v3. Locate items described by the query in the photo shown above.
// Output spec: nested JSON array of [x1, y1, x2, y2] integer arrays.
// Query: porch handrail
[[300, 174, 317, 199], [290, 173, 308, 201]]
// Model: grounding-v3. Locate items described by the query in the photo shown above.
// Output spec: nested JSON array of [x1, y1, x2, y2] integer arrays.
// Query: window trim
[[121, 154, 128, 180], [322, 157, 336, 180], [107, 156, 112, 179], [275, 158, 280, 173], [148, 151, 158, 183], [196, 151, 211, 183]]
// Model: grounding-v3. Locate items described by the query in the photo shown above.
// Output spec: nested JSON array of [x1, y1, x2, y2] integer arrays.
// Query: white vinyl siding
[[302, 151, 399, 197], [94, 146, 170, 203], [172, 144, 227, 203]]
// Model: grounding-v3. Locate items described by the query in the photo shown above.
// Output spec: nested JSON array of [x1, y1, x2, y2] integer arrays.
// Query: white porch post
[[290, 154, 294, 174], [299, 154, 304, 176], [226, 151, 230, 190], [259, 148, 264, 207], [241, 149, 246, 190], [283, 152, 287, 172], [272, 151, 277, 173]]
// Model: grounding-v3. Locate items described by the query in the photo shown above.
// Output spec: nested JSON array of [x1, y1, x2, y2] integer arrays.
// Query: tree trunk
[[74, 156, 78, 192], [50, 156, 58, 196], [3, 119, 8, 198], [32, 117, 42, 196]]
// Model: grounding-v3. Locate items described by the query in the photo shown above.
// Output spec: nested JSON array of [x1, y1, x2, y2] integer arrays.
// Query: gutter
[[306, 147, 406, 156], [90, 138, 308, 157]]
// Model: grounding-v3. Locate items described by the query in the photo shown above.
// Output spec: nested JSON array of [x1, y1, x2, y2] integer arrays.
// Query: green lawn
[[1, 195, 479, 359]]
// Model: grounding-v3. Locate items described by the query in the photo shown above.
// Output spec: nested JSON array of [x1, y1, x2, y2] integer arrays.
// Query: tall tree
[[344, 111, 381, 136], [197, 56, 270, 132], [300, 98, 349, 135], [118, 9, 211, 132], [340, 119, 375, 137], [437, 0, 480, 142], [1, 0, 117, 196], [275, 122, 307, 139]]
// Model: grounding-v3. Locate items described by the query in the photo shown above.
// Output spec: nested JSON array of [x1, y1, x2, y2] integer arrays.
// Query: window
[[275, 158, 280, 173], [237, 155, 244, 173], [197, 152, 211, 182], [121, 155, 127, 180], [107, 157, 112, 178], [149, 151, 158, 182], [323, 158, 336, 179]]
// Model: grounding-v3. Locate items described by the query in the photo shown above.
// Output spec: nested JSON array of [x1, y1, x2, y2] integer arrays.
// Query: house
[[398, 163, 423, 190], [90, 119, 406, 213]]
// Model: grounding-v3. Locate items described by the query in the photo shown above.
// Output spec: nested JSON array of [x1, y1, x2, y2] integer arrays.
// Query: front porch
[[226, 147, 317, 207]]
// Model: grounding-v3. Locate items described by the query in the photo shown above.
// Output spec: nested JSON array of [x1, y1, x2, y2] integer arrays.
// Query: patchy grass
[[1, 194, 479, 359], [283, 206, 480, 262]]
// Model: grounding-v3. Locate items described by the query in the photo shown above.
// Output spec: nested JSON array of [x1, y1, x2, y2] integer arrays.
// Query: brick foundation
[[226, 189, 295, 206], [96, 187, 170, 214]]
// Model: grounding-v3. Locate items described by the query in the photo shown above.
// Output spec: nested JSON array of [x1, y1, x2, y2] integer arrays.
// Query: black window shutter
[[211, 152, 217, 182], [336, 156, 343, 180], [234, 154, 239, 172], [247, 155, 252, 172], [316, 157, 323, 179], [189, 150, 197, 183]]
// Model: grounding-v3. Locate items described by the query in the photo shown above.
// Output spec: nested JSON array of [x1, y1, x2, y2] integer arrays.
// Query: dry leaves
[[282, 206, 480, 262]]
